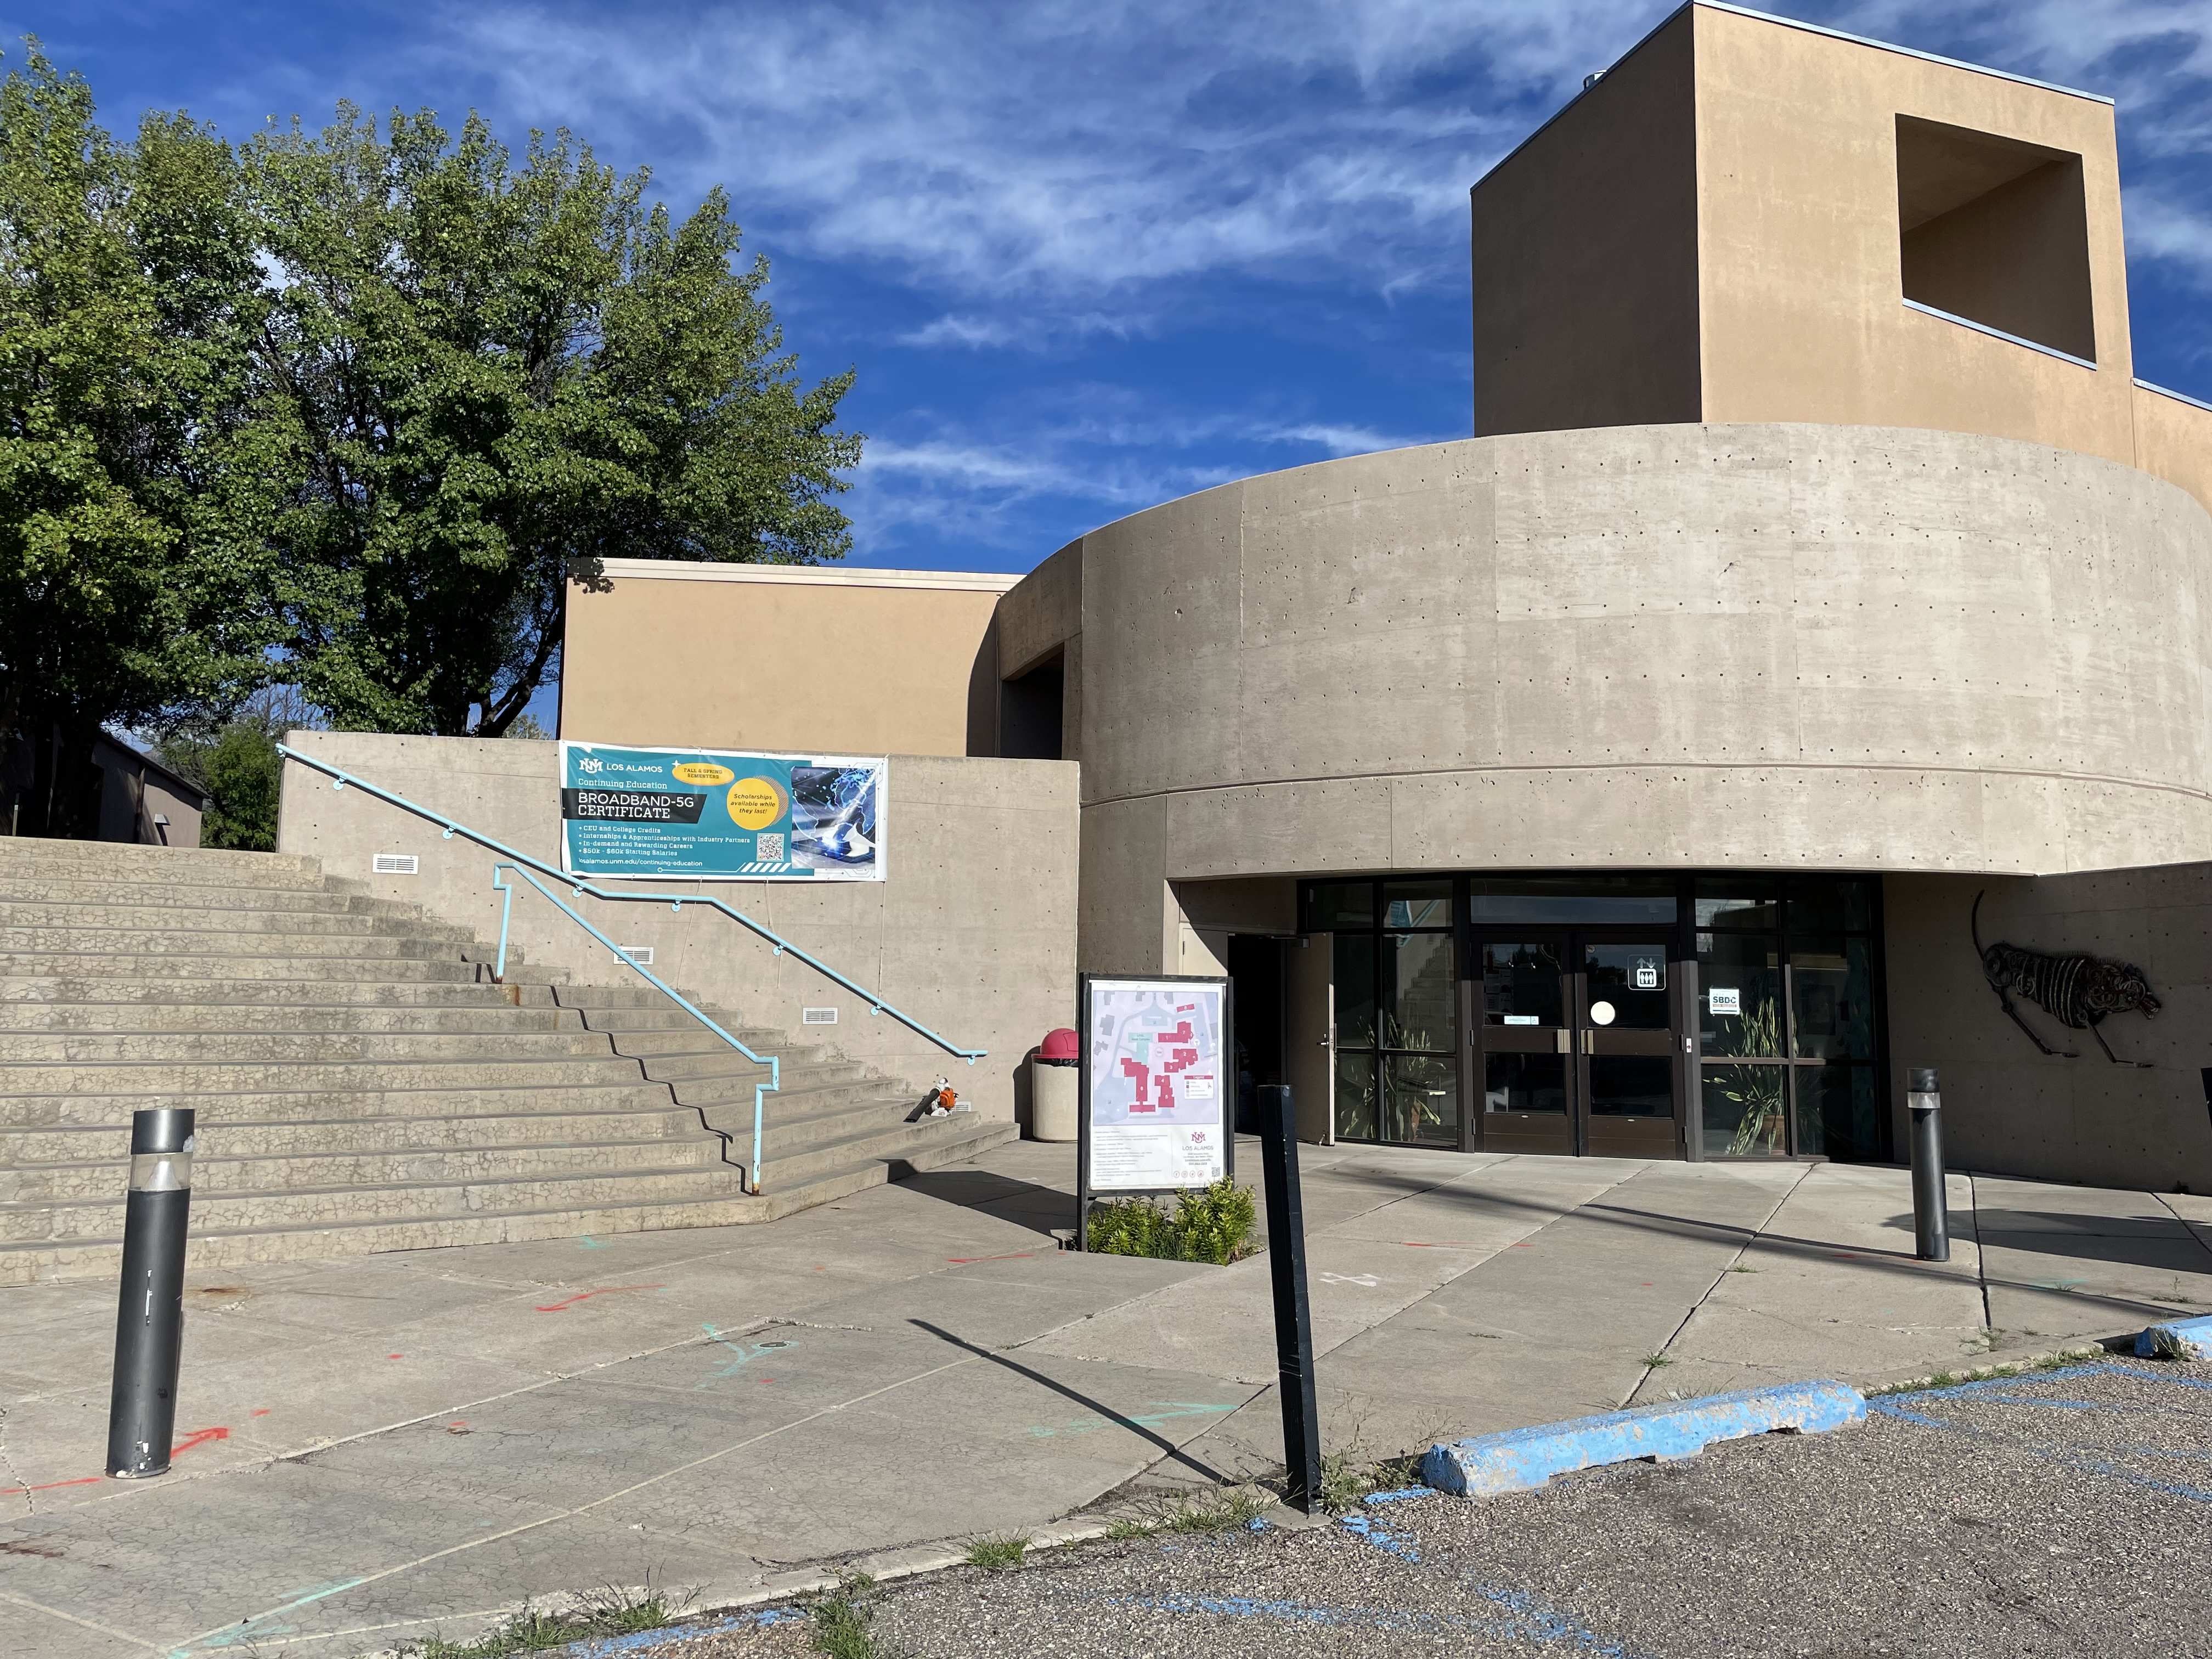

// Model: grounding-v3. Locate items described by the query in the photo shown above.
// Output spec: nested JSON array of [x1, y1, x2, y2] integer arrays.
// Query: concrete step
[[0, 975, 554, 1008], [0, 1130, 731, 1205], [671, 1063, 889, 1109], [609, 1028, 831, 1064], [0, 1115, 1020, 1285], [0, 901, 478, 940], [0, 1054, 648, 1096], [0, 923, 472, 958], [0, 1163, 754, 1243], [0, 1000, 583, 1034], [2, 1080, 679, 1130], [0, 1103, 711, 1163], [753, 1109, 1008, 1190], [0, 953, 490, 984], [0, 1028, 616, 1064], [0, 878, 433, 918], [0, 841, 325, 886]]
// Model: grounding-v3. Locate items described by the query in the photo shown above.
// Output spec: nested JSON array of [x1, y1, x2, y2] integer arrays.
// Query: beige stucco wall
[[1884, 869, 2212, 1193], [2135, 383, 2212, 521], [1470, 7, 1701, 437], [1691, 7, 2137, 465], [561, 562, 1015, 758], [276, 732, 1079, 1124], [1069, 422, 2212, 976]]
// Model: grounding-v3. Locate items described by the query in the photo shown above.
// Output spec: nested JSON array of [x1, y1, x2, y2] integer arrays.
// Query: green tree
[[0, 44, 278, 834], [245, 108, 861, 737]]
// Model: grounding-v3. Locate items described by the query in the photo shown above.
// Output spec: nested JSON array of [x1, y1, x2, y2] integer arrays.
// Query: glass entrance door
[[1476, 931, 1680, 1156]]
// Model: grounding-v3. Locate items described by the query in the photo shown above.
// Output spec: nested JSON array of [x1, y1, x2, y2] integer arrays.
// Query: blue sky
[[9, 0, 2210, 594]]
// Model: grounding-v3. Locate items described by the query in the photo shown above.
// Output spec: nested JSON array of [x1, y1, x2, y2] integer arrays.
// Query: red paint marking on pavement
[[387, 1353, 404, 1359], [946, 1253, 1036, 1265], [251, 1408, 270, 1418], [533, 1284, 665, 1312], [0, 1426, 230, 1497]]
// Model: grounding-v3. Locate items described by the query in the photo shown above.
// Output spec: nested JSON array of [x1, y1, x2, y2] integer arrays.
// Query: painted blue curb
[[1419, 1380, 1866, 1498], [2137, 1313, 2212, 1361]]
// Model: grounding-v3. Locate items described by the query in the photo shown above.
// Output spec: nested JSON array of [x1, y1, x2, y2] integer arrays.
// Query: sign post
[[1077, 974, 1232, 1252]]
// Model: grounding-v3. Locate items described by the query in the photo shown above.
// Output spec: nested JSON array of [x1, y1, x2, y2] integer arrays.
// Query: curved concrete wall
[[1070, 422, 2212, 970]]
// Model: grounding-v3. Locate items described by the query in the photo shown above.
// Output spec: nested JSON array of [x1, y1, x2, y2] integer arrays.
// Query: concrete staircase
[[0, 839, 1015, 1284]]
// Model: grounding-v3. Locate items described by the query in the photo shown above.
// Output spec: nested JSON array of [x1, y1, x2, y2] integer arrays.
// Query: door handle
[[1582, 1030, 1596, 1055], [1554, 1029, 1570, 1054]]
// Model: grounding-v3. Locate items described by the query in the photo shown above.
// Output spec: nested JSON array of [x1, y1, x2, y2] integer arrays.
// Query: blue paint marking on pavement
[[1363, 1486, 1435, 1505], [1339, 1513, 1423, 1562], [1024, 1401, 1237, 1438], [554, 1609, 802, 1655], [696, 1324, 797, 1387], [2136, 1313, 2212, 1359], [1872, 1362, 2212, 1508], [172, 1578, 371, 1655], [1421, 1380, 1865, 1497], [1105, 1591, 1646, 1651]]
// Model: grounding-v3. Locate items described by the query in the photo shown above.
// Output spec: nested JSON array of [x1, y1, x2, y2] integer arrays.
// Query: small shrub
[[1088, 1178, 1259, 1265], [808, 1575, 883, 1659], [964, 1533, 1029, 1570]]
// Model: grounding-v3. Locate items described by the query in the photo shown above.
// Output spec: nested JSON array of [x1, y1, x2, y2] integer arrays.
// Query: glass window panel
[[1333, 933, 1376, 1048], [1305, 881, 1373, 932], [1333, 1049, 1378, 1141], [1790, 937, 1874, 1062], [1383, 932, 1456, 1052], [1470, 876, 1677, 925], [1383, 881, 1453, 930], [1698, 932, 1782, 1056], [1786, 877, 1874, 934], [1584, 944, 1671, 1030], [1695, 877, 1781, 931], [1481, 941, 1564, 1027], [1385, 1053, 1458, 1146], [1702, 1064, 1790, 1157], [1795, 1064, 1880, 1161], [1484, 1052, 1566, 1113], [1589, 1055, 1673, 1118]]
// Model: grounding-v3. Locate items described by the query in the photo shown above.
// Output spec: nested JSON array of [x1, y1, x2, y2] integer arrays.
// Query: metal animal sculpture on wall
[[1971, 891, 2159, 1066]]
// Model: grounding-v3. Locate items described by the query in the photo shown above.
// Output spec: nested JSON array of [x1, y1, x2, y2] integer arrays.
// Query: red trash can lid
[[1039, 1027, 1079, 1062]]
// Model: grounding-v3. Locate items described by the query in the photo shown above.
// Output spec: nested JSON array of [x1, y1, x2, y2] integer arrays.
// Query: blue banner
[[558, 742, 886, 881]]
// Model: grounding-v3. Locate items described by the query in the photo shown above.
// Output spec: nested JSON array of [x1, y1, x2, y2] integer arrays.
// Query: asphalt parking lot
[[597, 1357, 2212, 1659]]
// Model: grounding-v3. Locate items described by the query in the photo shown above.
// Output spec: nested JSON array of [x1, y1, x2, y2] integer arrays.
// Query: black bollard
[[1906, 1069, 1949, 1263], [106, 1107, 196, 1479], [1256, 1083, 1322, 1512]]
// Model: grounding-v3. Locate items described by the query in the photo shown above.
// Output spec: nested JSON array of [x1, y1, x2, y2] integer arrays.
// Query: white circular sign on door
[[1589, 1001, 1617, 1026]]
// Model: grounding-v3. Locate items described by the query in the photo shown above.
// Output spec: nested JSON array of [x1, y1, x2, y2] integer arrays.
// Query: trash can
[[1031, 1027, 1079, 1142]]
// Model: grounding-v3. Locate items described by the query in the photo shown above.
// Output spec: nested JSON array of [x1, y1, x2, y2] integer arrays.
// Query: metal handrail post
[[494, 862, 777, 1193]]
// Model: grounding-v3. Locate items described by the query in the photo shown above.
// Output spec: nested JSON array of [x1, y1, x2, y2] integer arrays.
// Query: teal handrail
[[275, 743, 989, 1190], [494, 861, 780, 1193]]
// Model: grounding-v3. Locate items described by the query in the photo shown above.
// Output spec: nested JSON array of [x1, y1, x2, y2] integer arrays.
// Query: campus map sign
[[558, 742, 887, 882], [1080, 975, 1229, 1194]]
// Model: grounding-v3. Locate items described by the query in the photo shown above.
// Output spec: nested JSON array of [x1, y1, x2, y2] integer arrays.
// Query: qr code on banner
[[755, 833, 785, 862]]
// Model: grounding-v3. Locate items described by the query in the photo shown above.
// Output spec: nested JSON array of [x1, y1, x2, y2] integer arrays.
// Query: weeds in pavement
[[1087, 1179, 1259, 1265], [400, 1582, 689, 1657], [808, 1574, 885, 1659], [1314, 1420, 1446, 1513], [1726, 1265, 1758, 1274], [1863, 1349, 2096, 1398], [1105, 1486, 1271, 1537], [964, 1534, 1030, 1571], [1640, 1353, 1674, 1369]]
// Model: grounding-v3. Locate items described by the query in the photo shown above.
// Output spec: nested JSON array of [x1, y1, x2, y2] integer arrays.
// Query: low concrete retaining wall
[[276, 732, 1079, 1124]]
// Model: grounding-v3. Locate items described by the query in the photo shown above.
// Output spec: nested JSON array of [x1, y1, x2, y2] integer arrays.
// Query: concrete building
[[535, 3, 2212, 1193]]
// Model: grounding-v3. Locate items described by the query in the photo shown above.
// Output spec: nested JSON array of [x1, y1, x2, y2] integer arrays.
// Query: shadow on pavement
[[909, 1318, 1237, 1485], [901, 1166, 1077, 1235]]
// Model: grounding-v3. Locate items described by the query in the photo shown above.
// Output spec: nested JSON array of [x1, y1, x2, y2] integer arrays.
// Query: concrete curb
[[1419, 1380, 1866, 1499], [2136, 1313, 2212, 1360]]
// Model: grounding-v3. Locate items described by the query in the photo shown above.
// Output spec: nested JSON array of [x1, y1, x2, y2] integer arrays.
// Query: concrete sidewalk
[[3, 1142, 2208, 1656]]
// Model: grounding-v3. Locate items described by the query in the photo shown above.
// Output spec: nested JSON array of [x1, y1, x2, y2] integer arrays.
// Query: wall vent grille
[[371, 854, 419, 875]]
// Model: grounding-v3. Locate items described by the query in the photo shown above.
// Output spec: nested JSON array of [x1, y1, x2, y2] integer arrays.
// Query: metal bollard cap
[[1907, 1068, 1938, 1094], [129, 1108, 196, 1155]]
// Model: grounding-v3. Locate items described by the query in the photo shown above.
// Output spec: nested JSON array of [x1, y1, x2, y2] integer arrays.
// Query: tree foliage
[[246, 107, 860, 736], [0, 44, 279, 833], [0, 40, 861, 836]]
